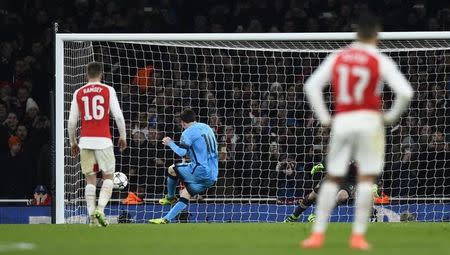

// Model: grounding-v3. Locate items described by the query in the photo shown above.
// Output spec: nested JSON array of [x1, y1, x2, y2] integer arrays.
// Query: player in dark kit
[[284, 161, 361, 222]]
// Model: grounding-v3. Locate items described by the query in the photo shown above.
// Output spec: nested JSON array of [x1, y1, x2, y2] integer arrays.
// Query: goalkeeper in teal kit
[[149, 109, 218, 224]]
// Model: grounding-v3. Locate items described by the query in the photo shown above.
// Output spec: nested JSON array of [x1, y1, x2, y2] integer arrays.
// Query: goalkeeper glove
[[311, 163, 324, 175], [372, 184, 380, 198]]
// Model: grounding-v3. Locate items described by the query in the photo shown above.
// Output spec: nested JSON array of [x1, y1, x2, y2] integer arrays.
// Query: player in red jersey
[[301, 15, 413, 250], [68, 62, 127, 227]]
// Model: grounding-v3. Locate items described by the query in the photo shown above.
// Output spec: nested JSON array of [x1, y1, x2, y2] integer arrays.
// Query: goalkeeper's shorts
[[313, 177, 355, 199], [174, 163, 215, 195]]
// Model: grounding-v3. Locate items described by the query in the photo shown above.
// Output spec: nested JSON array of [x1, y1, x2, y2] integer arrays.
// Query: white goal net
[[58, 33, 450, 223]]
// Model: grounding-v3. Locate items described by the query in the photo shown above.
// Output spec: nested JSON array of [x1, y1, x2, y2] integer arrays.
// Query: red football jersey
[[331, 48, 381, 114], [76, 83, 111, 138]]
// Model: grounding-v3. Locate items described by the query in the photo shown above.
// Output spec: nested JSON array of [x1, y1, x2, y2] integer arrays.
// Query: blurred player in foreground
[[68, 62, 127, 227], [302, 14, 413, 250], [149, 109, 218, 224]]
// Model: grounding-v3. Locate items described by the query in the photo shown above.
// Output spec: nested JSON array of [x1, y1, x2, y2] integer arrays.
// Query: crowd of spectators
[[0, 0, 449, 200]]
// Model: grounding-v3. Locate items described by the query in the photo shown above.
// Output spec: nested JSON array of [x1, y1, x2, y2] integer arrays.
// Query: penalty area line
[[0, 242, 36, 253]]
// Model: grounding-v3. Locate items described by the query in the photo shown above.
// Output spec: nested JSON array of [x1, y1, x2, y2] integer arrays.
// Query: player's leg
[[305, 188, 351, 223], [335, 189, 350, 204], [80, 149, 98, 225], [159, 164, 180, 205], [350, 123, 384, 250], [161, 187, 192, 223], [93, 146, 115, 227], [150, 166, 213, 224], [150, 164, 194, 224], [302, 132, 351, 249], [285, 189, 317, 222]]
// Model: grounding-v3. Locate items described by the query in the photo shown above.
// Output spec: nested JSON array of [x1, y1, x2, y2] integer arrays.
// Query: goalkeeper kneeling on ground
[[284, 161, 379, 222]]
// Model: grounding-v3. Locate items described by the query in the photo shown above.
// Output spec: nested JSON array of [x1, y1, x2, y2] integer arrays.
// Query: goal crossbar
[[56, 32, 450, 41]]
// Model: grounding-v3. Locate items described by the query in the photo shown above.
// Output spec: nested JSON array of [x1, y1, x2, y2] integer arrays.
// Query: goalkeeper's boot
[[283, 214, 299, 223], [307, 213, 316, 222], [301, 232, 324, 249], [349, 234, 371, 251], [89, 215, 100, 227], [158, 195, 177, 205], [93, 209, 109, 227], [148, 218, 169, 224]]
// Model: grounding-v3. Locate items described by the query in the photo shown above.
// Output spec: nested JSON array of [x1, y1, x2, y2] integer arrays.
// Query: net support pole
[[55, 32, 65, 224]]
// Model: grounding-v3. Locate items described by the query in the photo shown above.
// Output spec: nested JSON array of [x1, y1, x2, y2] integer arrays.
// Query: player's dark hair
[[356, 14, 381, 40], [180, 109, 197, 123], [87, 62, 103, 78]]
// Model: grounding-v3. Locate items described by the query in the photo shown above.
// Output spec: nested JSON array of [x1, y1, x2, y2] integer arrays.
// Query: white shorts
[[80, 146, 115, 175], [326, 111, 385, 177]]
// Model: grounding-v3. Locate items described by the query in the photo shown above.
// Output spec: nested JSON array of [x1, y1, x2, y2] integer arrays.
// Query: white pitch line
[[0, 242, 36, 253]]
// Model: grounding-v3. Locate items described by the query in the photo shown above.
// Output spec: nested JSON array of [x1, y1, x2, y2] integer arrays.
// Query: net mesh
[[63, 38, 450, 223]]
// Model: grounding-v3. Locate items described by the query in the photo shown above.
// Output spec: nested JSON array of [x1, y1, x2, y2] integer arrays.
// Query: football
[[113, 172, 128, 190]]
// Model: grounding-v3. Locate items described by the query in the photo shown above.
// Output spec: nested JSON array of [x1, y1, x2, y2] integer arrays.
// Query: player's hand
[[162, 137, 173, 146], [118, 138, 127, 152], [372, 184, 380, 198], [311, 163, 324, 175], [71, 144, 80, 156]]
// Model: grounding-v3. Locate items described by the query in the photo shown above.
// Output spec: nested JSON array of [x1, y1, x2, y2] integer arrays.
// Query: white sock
[[85, 184, 96, 216], [312, 181, 339, 234], [97, 179, 113, 213], [353, 181, 374, 235]]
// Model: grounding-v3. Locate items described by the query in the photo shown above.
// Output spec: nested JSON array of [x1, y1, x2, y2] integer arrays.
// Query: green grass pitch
[[0, 223, 448, 255]]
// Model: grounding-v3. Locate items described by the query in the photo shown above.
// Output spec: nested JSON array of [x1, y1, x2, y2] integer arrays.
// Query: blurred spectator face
[[36, 10, 49, 25], [260, 99, 269, 110], [207, 92, 216, 107], [233, 87, 242, 99], [26, 106, 38, 120], [250, 100, 259, 112], [0, 42, 13, 60], [16, 125, 28, 141], [15, 60, 28, 77], [269, 95, 277, 108], [5, 112, 18, 130], [1, 85, 12, 101], [0, 102, 6, 122], [426, 101, 436, 115], [132, 131, 146, 145], [306, 18, 319, 32], [269, 26, 280, 32], [209, 114, 221, 127], [23, 80, 33, 93], [32, 42, 44, 57], [225, 126, 234, 135], [427, 18, 439, 31], [270, 142, 279, 155], [138, 112, 148, 125], [340, 5, 351, 17], [277, 109, 287, 119], [419, 125, 432, 144], [247, 19, 263, 33], [125, 122, 132, 139], [17, 87, 29, 103], [147, 128, 158, 141], [283, 20, 295, 32], [430, 132, 446, 151], [211, 23, 224, 33], [33, 116, 49, 130], [8, 136, 21, 155]]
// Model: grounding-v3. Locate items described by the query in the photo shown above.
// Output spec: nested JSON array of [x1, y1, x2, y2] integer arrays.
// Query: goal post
[[55, 32, 450, 224]]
